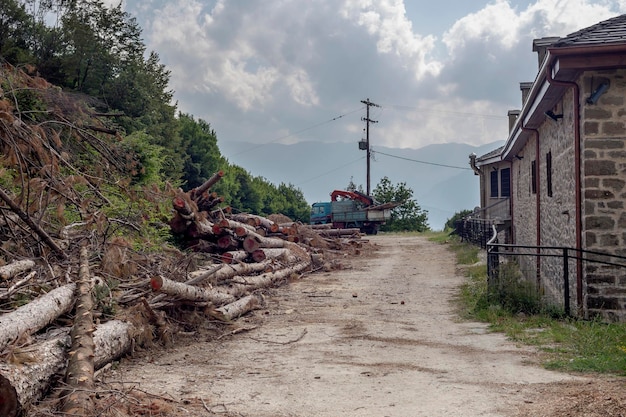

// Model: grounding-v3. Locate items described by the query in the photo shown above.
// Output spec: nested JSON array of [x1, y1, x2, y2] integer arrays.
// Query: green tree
[[177, 113, 224, 190], [372, 176, 429, 232], [445, 209, 473, 232], [0, 0, 35, 64]]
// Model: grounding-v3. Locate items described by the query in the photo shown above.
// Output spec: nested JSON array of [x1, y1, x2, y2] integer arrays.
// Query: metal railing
[[480, 198, 510, 221], [487, 232, 626, 317], [454, 218, 494, 249]]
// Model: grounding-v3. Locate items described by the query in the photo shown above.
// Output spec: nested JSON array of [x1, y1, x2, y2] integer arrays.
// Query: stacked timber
[[0, 170, 376, 416]]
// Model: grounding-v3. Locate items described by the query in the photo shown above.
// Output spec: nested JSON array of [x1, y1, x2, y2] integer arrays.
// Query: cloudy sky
[[108, 0, 625, 154]]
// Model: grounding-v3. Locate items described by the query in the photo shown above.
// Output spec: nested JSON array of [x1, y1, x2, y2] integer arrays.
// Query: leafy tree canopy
[[372, 176, 429, 232]]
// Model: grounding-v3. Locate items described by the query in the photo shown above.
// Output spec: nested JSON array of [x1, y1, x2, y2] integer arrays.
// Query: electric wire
[[373, 149, 472, 170], [227, 107, 364, 158]]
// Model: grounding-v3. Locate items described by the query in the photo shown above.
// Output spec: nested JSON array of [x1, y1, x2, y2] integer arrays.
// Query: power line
[[227, 107, 364, 157], [373, 149, 472, 171]]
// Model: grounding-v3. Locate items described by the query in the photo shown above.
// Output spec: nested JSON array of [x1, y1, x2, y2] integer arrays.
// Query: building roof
[[476, 146, 504, 163], [554, 14, 626, 47]]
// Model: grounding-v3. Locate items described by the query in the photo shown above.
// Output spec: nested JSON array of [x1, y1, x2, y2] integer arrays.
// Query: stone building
[[472, 14, 626, 321]]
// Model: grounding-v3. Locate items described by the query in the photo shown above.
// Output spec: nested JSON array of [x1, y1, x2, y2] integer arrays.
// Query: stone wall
[[580, 69, 626, 321]]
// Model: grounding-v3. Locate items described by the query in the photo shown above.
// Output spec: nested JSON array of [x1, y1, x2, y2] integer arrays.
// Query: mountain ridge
[[218, 139, 503, 230]]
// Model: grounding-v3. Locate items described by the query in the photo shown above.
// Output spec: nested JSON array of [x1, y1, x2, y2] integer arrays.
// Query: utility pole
[[360, 98, 379, 196]]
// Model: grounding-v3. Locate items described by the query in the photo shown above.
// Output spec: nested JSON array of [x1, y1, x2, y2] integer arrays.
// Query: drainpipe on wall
[[545, 68, 583, 312], [521, 126, 541, 290], [469, 153, 485, 209]]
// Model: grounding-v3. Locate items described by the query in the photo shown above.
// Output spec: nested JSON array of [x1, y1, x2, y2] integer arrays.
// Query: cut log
[[242, 235, 260, 253], [0, 284, 76, 353], [220, 251, 250, 264], [0, 260, 35, 280], [187, 260, 273, 286], [218, 218, 255, 236], [217, 234, 239, 251], [62, 246, 95, 415], [186, 218, 215, 239], [227, 260, 311, 298], [0, 320, 136, 417], [242, 230, 286, 253], [150, 275, 235, 305], [215, 294, 264, 321], [92, 320, 136, 369], [191, 170, 224, 197], [0, 334, 70, 417], [250, 249, 267, 263], [319, 228, 362, 237]]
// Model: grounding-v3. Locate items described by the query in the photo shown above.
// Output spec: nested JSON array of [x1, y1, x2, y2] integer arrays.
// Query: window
[[546, 151, 553, 197], [531, 160, 537, 194], [500, 168, 511, 197], [490, 169, 498, 197]]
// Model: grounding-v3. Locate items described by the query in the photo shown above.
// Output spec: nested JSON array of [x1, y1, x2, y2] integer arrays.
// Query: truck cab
[[310, 202, 332, 224]]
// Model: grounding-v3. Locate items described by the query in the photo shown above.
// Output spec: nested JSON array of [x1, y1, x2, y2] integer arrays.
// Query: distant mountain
[[218, 140, 503, 230]]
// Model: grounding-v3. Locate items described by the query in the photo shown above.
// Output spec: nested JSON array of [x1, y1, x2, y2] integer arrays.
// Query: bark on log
[[92, 320, 136, 369], [0, 284, 76, 353], [150, 275, 235, 305], [187, 260, 273, 286], [0, 320, 136, 417], [218, 218, 256, 235], [215, 294, 264, 321], [0, 334, 70, 417], [319, 228, 362, 237], [221, 251, 250, 264], [227, 260, 311, 299], [0, 260, 35, 280], [242, 230, 286, 253], [191, 170, 224, 197], [62, 246, 95, 415]]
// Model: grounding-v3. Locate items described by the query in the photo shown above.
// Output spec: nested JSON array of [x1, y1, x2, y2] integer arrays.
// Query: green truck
[[310, 190, 396, 235]]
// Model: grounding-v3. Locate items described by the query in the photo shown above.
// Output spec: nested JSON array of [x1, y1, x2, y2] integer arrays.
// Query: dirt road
[[104, 235, 624, 416]]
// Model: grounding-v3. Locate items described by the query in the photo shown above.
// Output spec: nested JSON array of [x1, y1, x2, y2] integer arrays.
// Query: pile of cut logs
[[0, 171, 367, 417]]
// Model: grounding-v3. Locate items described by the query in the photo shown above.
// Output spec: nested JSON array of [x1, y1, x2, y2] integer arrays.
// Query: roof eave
[[502, 43, 626, 161]]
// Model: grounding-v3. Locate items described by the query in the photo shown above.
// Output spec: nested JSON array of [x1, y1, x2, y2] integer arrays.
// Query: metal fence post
[[487, 242, 499, 301], [563, 248, 570, 316]]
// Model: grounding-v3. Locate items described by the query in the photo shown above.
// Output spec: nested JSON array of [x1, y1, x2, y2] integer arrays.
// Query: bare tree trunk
[[0, 319, 136, 417], [62, 246, 95, 415], [215, 294, 264, 321], [0, 284, 76, 352], [227, 260, 311, 299], [187, 260, 273, 286], [0, 260, 35, 280], [150, 275, 235, 305]]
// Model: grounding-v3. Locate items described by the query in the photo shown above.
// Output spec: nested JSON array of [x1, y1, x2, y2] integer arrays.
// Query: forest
[[0, 0, 312, 221]]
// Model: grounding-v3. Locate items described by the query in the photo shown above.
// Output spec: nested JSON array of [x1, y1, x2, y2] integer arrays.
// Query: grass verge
[[427, 231, 626, 376]]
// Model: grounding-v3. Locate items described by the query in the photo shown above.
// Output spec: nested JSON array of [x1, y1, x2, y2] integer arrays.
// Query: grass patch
[[444, 236, 626, 376]]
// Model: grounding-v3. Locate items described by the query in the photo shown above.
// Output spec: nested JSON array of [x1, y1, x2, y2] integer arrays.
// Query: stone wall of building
[[580, 68, 626, 321], [510, 135, 539, 291], [537, 88, 578, 312]]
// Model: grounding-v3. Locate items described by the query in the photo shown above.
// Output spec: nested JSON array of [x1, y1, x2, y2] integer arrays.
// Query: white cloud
[[126, 0, 626, 151], [340, 0, 443, 79]]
